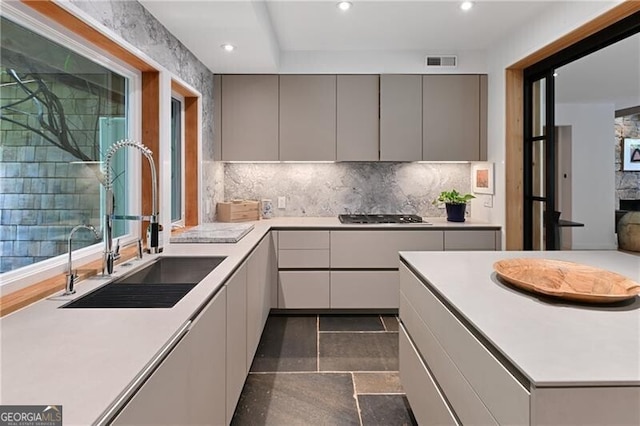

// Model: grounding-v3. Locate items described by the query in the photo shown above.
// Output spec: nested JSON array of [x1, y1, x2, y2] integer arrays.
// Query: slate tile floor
[[231, 314, 417, 426]]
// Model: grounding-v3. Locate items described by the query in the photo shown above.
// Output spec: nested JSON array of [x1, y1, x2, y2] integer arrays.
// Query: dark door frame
[[522, 10, 640, 250], [505, 3, 640, 250], [523, 69, 556, 250]]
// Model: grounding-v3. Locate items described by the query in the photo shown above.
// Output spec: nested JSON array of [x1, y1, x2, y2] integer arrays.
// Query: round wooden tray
[[493, 258, 640, 304]]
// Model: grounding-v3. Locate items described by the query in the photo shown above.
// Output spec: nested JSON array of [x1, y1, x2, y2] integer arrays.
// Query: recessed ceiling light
[[221, 44, 235, 52], [460, 1, 473, 11], [553, 71, 558, 77], [337, 1, 352, 11]]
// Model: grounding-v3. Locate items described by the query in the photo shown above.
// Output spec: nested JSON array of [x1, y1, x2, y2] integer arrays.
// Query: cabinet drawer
[[278, 271, 330, 308], [279, 230, 330, 249], [444, 230, 497, 250], [400, 293, 497, 425], [331, 230, 443, 268], [330, 271, 398, 309], [278, 249, 329, 268], [399, 264, 530, 425], [399, 326, 459, 426]]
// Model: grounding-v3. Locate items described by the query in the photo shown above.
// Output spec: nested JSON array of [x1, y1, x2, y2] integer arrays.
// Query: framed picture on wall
[[472, 162, 494, 194], [623, 138, 640, 171]]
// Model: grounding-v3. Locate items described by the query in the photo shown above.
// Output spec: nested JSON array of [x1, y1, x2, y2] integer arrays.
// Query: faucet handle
[[64, 272, 77, 295], [136, 238, 143, 259], [113, 238, 122, 260]]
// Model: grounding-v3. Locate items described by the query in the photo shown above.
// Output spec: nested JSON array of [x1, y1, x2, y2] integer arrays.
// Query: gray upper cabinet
[[213, 74, 222, 161], [422, 74, 488, 161], [221, 75, 279, 161], [380, 74, 423, 161], [279, 75, 337, 161], [216, 73, 487, 162], [337, 75, 379, 161]]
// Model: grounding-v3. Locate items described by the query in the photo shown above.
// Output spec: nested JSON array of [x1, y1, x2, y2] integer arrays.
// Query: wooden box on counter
[[217, 201, 260, 222]]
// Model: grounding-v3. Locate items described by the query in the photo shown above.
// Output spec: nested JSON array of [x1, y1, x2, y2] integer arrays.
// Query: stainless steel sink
[[116, 256, 226, 285], [61, 256, 226, 309]]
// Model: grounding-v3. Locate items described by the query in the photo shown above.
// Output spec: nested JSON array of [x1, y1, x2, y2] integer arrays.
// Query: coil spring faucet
[[103, 139, 159, 275]]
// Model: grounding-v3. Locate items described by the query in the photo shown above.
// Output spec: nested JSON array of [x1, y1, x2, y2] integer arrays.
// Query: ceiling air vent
[[425, 55, 457, 68]]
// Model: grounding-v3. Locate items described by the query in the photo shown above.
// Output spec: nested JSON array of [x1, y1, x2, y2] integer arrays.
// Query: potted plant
[[434, 189, 475, 222]]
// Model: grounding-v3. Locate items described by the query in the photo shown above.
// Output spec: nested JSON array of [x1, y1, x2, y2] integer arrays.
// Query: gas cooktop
[[338, 214, 425, 224]]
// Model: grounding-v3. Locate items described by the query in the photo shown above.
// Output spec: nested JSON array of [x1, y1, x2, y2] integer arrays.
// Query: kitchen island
[[399, 250, 640, 425]]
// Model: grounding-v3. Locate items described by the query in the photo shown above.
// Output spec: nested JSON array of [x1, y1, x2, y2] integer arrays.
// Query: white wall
[[556, 103, 617, 249], [475, 0, 622, 245], [279, 50, 487, 74]]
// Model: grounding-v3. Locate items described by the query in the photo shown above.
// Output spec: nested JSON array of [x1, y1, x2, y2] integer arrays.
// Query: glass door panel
[[532, 79, 546, 138], [531, 138, 546, 198], [524, 71, 556, 250], [532, 200, 546, 250]]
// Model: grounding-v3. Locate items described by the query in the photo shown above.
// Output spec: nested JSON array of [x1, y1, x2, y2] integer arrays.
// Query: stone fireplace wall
[[615, 113, 640, 207]]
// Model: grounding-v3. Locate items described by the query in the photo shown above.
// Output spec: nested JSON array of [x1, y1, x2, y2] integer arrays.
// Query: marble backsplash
[[223, 163, 471, 217]]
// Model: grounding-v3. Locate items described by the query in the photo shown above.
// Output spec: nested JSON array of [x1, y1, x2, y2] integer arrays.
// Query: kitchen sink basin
[[116, 256, 226, 285], [61, 256, 226, 309]]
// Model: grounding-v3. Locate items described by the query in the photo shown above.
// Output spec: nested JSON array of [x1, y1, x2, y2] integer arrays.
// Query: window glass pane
[[170, 98, 182, 222], [532, 78, 546, 137], [0, 16, 129, 273], [532, 200, 547, 251], [531, 138, 546, 198]]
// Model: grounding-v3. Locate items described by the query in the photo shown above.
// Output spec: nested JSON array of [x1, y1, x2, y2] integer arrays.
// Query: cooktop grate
[[338, 214, 424, 224]]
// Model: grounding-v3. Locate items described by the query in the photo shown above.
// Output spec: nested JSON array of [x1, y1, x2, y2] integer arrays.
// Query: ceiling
[[555, 33, 640, 111], [139, 0, 550, 73], [140, 0, 639, 109]]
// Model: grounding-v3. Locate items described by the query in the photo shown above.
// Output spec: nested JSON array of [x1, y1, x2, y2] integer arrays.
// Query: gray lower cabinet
[[330, 230, 443, 309], [276, 229, 499, 310], [113, 288, 227, 426], [444, 229, 501, 250], [337, 75, 380, 161], [399, 328, 458, 425], [330, 271, 398, 309], [278, 230, 330, 269], [221, 75, 279, 161], [400, 263, 529, 425], [330, 230, 444, 268], [279, 271, 330, 309], [422, 74, 488, 161], [380, 74, 423, 161], [279, 75, 337, 161], [402, 258, 640, 426], [277, 231, 330, 308], [226, 263, 247, 423], [114, 234, 277, 426], [247, 233, 275, 370]]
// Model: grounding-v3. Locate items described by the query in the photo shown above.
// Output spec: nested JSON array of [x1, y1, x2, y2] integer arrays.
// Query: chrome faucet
[[103, 139, 159, 275], [65, 224, 100, 295]]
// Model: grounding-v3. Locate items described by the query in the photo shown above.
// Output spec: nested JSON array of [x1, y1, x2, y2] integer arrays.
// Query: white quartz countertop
[[0, 216, 499, 425], [399, 250, 640, 387], [0, 221, 273, 426]]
